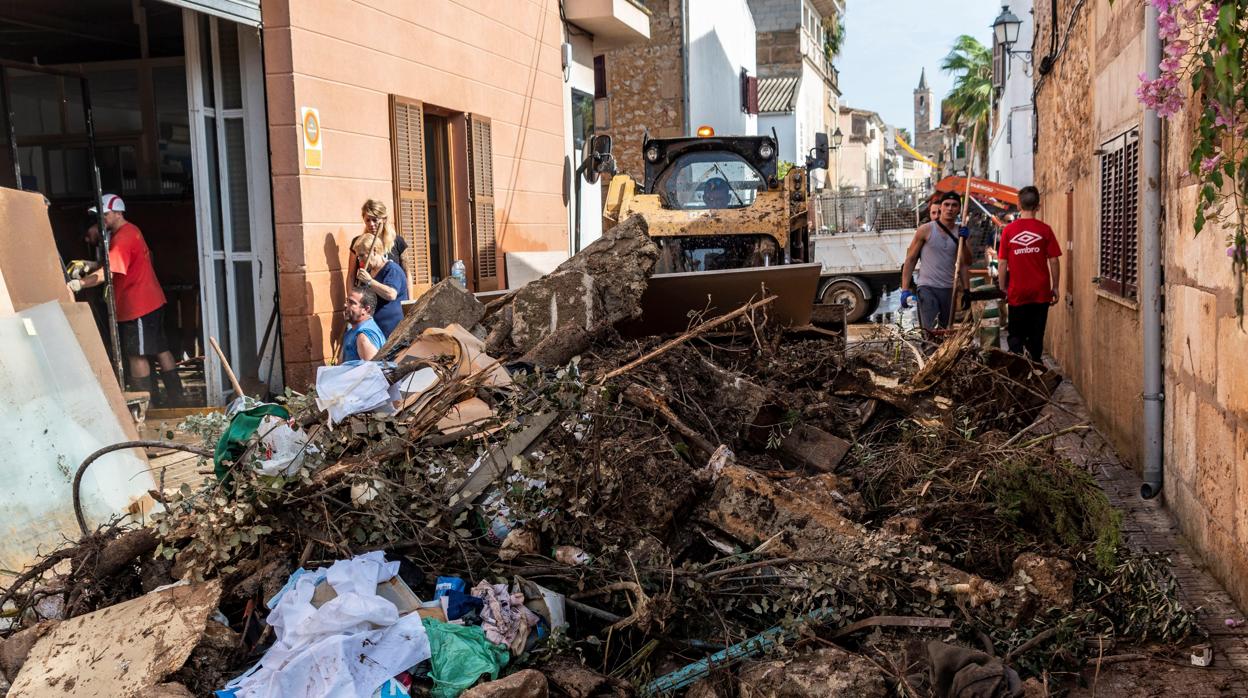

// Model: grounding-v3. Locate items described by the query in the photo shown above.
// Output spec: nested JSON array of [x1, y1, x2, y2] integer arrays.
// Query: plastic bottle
[[450, 259, 467, 287]]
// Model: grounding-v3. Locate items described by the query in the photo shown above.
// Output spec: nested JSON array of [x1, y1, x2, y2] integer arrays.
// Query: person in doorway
[[899, 191, 973, 332], [341, 286, 385, 362], [349, 200, 406, 278], [67, 194, 184, 404], [351, 233, 409, 336], [997, 186, 1061, 362]]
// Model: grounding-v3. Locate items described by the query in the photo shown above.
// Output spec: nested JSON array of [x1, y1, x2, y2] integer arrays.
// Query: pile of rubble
[[0, 216, 1203, 697]]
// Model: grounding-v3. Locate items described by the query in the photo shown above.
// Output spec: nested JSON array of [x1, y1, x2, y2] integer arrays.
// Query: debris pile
[[0, 216, 1202, 697]]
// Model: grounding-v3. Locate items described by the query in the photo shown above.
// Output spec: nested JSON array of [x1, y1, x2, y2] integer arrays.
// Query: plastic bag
[[421, 619, 510, 698], [253, 415, 318, 476], [315, 361, 396, 426]]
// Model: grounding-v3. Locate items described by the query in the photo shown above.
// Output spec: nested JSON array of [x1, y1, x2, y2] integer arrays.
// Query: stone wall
[[1160, 50, 1248, 609], [747, 0, 800, 33], [755, 29, 801, 76], [1034, 0, 1248, 610], [599, 0, 685, 182]]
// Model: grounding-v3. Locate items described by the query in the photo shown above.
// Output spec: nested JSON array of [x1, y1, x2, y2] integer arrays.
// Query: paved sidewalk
[[1039, 377, 1248, 682]]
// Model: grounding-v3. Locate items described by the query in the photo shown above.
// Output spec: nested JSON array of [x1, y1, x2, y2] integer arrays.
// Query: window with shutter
[[1098, 130, 1139, 298], [740, 70, 759, 115], [467, 114, 499, 291], [390, 95, 432, 290]]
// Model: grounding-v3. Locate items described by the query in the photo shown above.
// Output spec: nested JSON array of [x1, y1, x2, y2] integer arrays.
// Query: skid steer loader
[[587, 128, 837, 335]]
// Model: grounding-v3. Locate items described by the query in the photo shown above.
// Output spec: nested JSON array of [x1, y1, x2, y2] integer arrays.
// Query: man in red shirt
[[68, 194, 183, 404], [997, 186, 1062, 362]]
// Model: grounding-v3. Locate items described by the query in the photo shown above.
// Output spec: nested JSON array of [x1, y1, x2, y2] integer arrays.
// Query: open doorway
[[0, 0, 277, 407]]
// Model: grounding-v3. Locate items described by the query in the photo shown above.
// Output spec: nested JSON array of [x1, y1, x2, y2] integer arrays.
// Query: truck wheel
[[820, 280, 870, 323]]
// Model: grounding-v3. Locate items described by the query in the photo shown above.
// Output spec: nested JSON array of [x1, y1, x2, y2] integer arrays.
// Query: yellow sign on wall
[[301, 107, 322, 170]]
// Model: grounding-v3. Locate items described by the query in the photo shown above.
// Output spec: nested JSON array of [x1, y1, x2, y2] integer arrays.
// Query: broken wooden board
[[0, 187, 74, 310], [8, 579, 222, 698]]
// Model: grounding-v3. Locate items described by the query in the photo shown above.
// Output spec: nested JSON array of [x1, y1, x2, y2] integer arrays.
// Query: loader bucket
[[617, 263, 822, 337]]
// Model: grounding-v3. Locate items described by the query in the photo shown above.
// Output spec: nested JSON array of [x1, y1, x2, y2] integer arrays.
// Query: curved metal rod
[[73, 440, 213, 536]]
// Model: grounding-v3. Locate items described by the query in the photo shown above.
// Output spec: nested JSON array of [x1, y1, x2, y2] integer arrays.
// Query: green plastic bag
[[422, 618, 510, 698], [213, 402, 290, 480]]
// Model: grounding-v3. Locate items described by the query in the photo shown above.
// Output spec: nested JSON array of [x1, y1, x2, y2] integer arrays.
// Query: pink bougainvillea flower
[[1201, 154, 1222, 174]]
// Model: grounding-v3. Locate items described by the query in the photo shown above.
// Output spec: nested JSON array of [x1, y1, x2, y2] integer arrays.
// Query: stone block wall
[[599, 0, 685, 182], [755, 29, 801, 75], [1035, 0, 1248, 611], [746, 0, 800, 33]]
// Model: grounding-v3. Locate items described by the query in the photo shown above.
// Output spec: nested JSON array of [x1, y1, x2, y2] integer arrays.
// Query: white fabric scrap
[[315, 362, 396, 426], [226, 551, 431, 698]]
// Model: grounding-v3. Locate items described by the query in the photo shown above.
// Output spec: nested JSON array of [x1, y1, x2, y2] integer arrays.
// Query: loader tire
[[820, 280, 870, 323]]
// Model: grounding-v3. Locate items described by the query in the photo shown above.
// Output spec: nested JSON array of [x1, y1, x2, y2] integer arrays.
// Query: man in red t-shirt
[[68, 194, 183, 404], [997, 186, 1062, 362]]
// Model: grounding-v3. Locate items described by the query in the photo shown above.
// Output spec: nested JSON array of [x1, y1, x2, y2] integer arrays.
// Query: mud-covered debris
[[1010, 553, 1076, 610], [379, 277, 487, 358], [779, 423, 851, 472], [738, 646, 888, 697], [461, 669, 549, 698]]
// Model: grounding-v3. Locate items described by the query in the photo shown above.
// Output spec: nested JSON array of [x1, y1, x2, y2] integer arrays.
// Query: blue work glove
[[958, 225, 971, 239], [900, 290, 916, 308]]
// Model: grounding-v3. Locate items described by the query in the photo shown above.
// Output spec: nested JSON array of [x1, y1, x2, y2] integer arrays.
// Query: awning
[[153, 0, 261, 27], [758, 75, 801, 114]]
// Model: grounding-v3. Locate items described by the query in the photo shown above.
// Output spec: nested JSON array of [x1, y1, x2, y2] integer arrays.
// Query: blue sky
[[837, 0, 1004, 133]]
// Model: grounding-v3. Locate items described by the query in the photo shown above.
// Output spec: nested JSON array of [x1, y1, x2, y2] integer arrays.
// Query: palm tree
[[941, 34, 993, 176]]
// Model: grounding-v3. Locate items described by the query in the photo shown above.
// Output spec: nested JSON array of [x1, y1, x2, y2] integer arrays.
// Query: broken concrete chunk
[[380, 278, 487, 358], [462, 669, 548, 698], [779, 424, 851, 473], [784, 473, 867, 520], [738, 647, 888, 697], [504, 214, 657, 361], [701, 463, 864, 555], [7, 579, 223, 698]]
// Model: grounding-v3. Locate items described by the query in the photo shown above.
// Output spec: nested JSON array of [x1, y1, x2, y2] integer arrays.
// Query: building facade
[[1033, 0, 1248, 610], [598, 0, 758, 185], [0, 0, 649, 397], [749, 0, 844, 186], [987, 0, 1035, 187], [836, 106, 887, 191]]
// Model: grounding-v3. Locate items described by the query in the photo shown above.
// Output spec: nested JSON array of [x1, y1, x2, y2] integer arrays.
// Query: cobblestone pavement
[[1040, 376, 1248, 692]]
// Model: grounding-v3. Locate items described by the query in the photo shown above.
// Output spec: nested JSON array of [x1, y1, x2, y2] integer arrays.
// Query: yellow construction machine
[[585, 128, 833, 333]]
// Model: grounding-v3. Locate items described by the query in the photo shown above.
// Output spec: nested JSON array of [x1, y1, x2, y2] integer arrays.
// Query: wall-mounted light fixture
[[992, 5, 1031, 63]]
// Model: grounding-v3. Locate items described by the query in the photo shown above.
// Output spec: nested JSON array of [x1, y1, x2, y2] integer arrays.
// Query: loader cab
[[641, 135, 779, 210]]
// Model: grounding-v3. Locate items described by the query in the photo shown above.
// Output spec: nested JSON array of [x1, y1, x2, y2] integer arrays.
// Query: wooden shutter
[[741, 73, 759, 115], [467, 114, 499, 291], [1098, 131, 1139, 298], [390, 95, 431, 291]]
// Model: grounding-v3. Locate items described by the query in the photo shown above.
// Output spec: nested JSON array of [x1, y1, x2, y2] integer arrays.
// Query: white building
[[837, 106, 887, 191], [749, 0, 843, 186], [561, 0, 650, 252], [987, 0, 1034, 187], [687, 0, 759, 137]]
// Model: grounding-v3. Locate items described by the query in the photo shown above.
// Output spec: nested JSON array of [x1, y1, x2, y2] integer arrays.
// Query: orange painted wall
[[263, 0, 569, 386]]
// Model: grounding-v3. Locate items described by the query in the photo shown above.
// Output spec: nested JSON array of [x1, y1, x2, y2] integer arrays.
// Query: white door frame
[[183, 10, 279, 404]]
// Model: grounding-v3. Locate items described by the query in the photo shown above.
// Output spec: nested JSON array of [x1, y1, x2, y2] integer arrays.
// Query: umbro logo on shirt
[[1011, 231, 1043, 247]]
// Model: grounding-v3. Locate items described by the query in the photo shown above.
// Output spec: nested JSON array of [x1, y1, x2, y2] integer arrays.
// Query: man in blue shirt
[[341, 287, 386, 362]]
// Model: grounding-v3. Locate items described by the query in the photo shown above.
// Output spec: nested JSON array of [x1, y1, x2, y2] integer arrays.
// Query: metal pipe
[[81, 75, 125, 388], [1140, 3, 1164, 499]]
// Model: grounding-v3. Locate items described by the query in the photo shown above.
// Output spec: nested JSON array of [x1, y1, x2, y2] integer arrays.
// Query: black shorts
[[119, 306, 169, 357]]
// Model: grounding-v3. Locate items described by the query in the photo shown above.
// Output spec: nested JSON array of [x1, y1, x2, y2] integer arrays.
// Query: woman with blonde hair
[[351, 199, 406, 276], [352, 231, 408, 337]]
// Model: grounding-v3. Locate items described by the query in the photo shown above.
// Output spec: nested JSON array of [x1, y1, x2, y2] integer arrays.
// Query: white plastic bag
[[226, 551, 431, 698], [315, 362, 396, 426], [253, 415, 318, 477]]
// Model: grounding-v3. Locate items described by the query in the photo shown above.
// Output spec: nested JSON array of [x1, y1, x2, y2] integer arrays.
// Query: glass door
[[183, 11, 279, 403]]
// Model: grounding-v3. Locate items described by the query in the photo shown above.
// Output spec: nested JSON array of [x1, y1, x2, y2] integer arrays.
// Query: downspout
[[1140, 2, 1164, 498], [681, 0, 690, 136]]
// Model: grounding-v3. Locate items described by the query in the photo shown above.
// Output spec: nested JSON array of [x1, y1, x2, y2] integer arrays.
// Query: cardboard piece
[[8, 580, 223, 698], [0, 187, 74, 310]]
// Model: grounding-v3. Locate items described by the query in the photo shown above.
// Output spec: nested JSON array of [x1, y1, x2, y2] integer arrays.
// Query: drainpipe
[[1140, 3, 1164, 499], [681, 0, 690, 136]]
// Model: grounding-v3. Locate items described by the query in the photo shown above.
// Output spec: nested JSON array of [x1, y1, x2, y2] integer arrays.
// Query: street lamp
[[992, 5, 1030, 61], [831, 127, 844, 149]]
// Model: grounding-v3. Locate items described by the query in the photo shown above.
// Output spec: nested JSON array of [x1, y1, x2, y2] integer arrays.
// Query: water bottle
[[450, 259, 467, 288]]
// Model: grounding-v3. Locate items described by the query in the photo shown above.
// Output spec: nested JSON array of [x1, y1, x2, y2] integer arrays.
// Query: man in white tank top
[[899, 191, 972, 331]]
